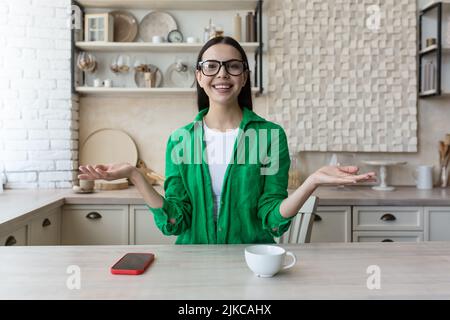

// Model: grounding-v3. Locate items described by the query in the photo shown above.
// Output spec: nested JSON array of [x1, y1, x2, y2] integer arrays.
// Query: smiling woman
[[78, 36, 377, 245]]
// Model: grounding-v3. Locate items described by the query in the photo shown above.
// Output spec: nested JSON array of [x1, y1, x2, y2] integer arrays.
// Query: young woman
[[78, 36, 376, 244]]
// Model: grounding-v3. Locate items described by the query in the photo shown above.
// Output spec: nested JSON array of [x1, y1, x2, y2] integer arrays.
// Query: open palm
[[78, 163, 133, 181], [310, 165, 377, 186]]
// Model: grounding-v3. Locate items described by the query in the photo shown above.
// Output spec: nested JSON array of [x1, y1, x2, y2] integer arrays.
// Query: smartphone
[[110, 253, 155, 275]]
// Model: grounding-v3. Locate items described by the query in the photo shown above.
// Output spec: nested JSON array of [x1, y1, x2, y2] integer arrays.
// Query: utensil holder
[[440, 165, 448, 187]]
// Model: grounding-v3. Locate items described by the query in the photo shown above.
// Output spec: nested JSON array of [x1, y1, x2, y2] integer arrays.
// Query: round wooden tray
[[80, 129, 138, 190]]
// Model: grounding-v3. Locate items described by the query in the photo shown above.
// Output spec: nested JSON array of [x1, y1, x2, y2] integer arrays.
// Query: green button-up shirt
[[148, 107, 293, 244]]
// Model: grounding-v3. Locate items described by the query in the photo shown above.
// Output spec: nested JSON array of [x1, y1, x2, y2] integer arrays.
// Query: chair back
[[277, 196, 319, 244]]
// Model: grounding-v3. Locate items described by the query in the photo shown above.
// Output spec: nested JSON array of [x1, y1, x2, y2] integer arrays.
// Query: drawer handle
[[5, 236, 17, 246], [380, 213, 396, 221], [313, 214, 322, 222], [381, 239, 394, 242], [86, 212, 102, 220], [42, 218, 52, 227]]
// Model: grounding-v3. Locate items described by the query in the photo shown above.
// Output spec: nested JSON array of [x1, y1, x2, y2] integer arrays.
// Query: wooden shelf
[[420, 44, 438, 55], [75, 41, 260, 53], [422, 1, 450, 12], [419, 89, 450, 97], [419, 45, 450, 55], [419, 89, 438, 96], [75, 86, 261, 96], [77, 0, 260, 10]]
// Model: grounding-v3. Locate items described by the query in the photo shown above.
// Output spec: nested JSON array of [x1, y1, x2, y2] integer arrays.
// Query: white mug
[[414, 165, 434, 190], [186, 36, 199, 43], [93, 78, 102, 87], [152, 35, 164, 43], [103, 79, 112, 87], [245, 245, 296, 277]]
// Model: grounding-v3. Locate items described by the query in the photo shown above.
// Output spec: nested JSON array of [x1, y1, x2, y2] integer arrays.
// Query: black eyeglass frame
[[197, 59, 248, 76]]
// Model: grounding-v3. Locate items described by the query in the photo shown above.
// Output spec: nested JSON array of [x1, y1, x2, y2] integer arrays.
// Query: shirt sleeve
[[147, 134, 192, 236], [257, 125, 293, 237]]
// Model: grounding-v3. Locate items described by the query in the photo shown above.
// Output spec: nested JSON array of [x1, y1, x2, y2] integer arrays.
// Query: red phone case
[[111, 253, 155, 275]]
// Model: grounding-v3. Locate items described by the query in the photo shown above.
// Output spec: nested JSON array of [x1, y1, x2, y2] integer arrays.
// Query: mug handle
[[282, 251, 297, 270]]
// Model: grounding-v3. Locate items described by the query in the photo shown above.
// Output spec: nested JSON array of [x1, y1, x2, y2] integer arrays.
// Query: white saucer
[[72, 186, 95, 194]]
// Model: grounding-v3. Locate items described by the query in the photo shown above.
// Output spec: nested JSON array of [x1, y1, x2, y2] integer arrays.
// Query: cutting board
[[95, 178, 129, 190], [80, 128, 138, 190]]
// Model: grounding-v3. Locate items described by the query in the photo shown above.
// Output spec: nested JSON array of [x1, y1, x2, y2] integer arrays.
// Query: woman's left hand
[[308, 165, 377, 187]]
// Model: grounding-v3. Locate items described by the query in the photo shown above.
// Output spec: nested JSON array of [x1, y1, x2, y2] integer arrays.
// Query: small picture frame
[[84, 13, 114, 42]]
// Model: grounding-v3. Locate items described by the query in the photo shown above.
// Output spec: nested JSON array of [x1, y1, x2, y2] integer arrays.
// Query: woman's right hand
[[78, 163, 135, 181]]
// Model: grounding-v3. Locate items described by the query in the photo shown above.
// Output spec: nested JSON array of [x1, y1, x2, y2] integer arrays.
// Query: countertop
[[2, 185, 450, 231], [1, 242, 450, 299]]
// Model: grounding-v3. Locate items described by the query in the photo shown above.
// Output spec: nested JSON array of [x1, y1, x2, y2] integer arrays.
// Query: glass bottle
[[288, 154, 301, 189]]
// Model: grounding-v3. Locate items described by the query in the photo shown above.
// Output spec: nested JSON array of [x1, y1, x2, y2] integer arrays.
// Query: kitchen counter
[[1, 242, 450, 299], [2, 185, 450, 231], [312, 185, 450, 205]]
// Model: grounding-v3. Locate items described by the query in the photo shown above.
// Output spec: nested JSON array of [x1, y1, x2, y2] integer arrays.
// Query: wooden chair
[[276, 196, 319, 244]]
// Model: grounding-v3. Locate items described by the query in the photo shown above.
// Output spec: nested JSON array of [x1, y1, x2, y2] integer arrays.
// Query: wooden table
[[1, 242, 450, 299]]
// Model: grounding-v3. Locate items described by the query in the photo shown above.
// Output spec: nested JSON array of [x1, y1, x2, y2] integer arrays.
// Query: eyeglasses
[[197, 59, 248, 76]]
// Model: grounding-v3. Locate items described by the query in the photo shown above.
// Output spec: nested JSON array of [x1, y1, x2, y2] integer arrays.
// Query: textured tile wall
[[267, 0, 418, 152]]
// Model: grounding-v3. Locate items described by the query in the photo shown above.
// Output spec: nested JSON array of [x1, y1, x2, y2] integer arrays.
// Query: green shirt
[[148, 107, 293, 244]]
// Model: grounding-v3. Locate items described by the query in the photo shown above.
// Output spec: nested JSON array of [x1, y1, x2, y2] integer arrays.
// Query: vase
[[440, 166, 448, 188]]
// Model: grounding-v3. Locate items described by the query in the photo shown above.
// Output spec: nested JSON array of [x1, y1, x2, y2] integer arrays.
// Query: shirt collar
[[186, 107, 265, 131]]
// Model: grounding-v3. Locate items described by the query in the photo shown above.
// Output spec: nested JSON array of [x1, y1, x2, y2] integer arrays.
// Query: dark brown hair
[[196, 36, 252, 112]]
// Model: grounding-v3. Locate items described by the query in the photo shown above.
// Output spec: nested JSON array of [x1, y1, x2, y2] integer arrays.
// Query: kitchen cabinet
[[0, 226, 27, 246], [310, 206, 351, 243], [353, 206, 423, 231], [29, 207, 61, 246], [352, 206, 424, 243], [61, 204, 128, 245], [424, 207, 450, 240], [72, 0, 264, 96], [129, 205, 176, 244], [353, 231, 424, 243]]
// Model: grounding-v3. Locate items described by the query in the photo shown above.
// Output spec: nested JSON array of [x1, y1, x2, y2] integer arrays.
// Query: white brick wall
[[0, 0, 77, 189]]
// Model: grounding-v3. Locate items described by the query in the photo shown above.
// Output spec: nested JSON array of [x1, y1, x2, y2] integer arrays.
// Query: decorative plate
[[80, 128, 138, 166], [134, 64, 163, 88], [139, 11, 177, 42], [164, 61, 195, 88], [72, 185, 96, 194], [111, 10, 138, 42]]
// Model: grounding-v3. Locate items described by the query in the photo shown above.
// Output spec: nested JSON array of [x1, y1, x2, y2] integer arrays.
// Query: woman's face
[[196, 43, 248, 107]]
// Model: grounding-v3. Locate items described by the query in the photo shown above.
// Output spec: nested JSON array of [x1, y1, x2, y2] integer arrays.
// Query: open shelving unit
[[75, 41, 259, 52], [71, 0, 264, 97], [75, 86, 262, 97], [418, 1, 450, 98]]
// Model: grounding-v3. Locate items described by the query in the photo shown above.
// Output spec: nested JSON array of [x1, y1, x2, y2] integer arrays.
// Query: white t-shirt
[[203, 121, 239, 221]]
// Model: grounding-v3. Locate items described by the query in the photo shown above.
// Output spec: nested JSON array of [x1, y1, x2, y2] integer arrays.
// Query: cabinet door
[[0, 226, 27, 246], [353, 206, 423, 231], [425, 207, 450, 241], [310, 206, 352, 243], [29, 207, 61, 245], [353, 231, 423, 243], [61, 205, 128, 245], [129, 205, 176, 244]]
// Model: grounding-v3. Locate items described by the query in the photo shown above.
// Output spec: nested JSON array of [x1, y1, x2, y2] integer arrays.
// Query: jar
[[288, 155, 301, 189]]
